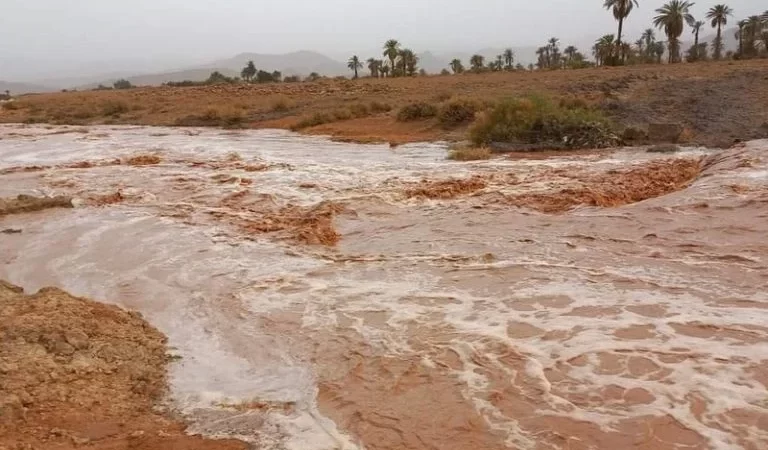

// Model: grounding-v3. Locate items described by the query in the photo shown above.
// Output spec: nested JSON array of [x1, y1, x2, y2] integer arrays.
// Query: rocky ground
[[1, 60, 766, 147], [0, 281, 246, 450]]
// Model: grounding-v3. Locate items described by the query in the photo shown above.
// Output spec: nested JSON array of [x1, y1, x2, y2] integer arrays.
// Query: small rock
[[647, 144, 680, 153], [128, 430, 145, 439], [1, 228, 22, 234], [52, 341, 75, 356], [65, 330, 89, 350], [70, 436, 90, 446], [648, 123, 683, 143]]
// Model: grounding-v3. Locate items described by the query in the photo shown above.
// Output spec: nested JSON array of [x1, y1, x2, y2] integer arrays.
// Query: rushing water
[[1, 124, 767, 450]]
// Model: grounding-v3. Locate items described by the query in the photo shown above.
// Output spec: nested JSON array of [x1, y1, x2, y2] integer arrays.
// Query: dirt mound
[[404, 176, 487, 199], [87, 190, 124, 206], [506, 158, 702, 213], [125, 154, 162, 166], [0, 194, 73, 216], [0, 280, 245, 450]]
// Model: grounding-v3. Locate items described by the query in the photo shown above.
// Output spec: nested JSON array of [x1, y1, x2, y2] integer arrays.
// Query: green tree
[[306, 72, 321, 82], [653, 0, 695, 63], [348, 55, 363, 79], [241, 60, 257, 82], [113, 79, 133, 89], [548, 37, 560, 67], [271, 71, 282, 82], [380, 64, 390, 78], [603, 0, 640, 64], [383, 40, 401, 77], [450, 58, 464, 74], [503, 48, 514, 70], [744, 15, 762, 57], [469, 54, 485, 72], [706, 5, 733, 60], [736, 19, 747, 56]]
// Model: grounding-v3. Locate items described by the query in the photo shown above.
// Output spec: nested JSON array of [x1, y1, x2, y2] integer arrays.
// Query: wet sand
[[1, 124, 767, 449]]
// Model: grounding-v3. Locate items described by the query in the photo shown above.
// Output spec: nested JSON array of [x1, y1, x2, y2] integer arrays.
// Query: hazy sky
[[0, 0, 759, 79]]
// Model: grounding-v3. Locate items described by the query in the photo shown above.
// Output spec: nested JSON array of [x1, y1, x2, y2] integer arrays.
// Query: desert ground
[[1, 61, 768, 450], [2, 59, 768, 147]]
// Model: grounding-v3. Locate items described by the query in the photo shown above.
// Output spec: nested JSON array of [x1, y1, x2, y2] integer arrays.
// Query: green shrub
[[469, 94, 617, 149], [113, 79, 134, 89], [437, 98, 478, 128], [396, 102, 437, 122]]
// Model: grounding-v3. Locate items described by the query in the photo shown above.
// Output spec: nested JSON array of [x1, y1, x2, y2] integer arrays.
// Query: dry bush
[[437, 98, 479, 128], [369, 101, 392, 113], [396, 102, 438, 122], [100, 100, 129, 116], [270, 96, 294, 112], [448, 146, 492, 161]]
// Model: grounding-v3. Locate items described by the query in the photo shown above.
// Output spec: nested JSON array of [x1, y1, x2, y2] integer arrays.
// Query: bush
[[349, 103, 369, 118], [437, 98, 478, 128], [284, 75, 301, 83], [448, 146, 492, 161], [113, 79, 134, 89], [369, 101, 392, 113], [469, 94, 617, 149], [101, 100, 129, 116], [270, 96, 294, 112], [291, 112, 333, 130], [396, 102, 437, 122]]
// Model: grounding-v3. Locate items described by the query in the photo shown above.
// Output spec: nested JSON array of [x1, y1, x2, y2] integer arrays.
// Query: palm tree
[[706, 5, 733, 60], [564, 45, 578, 65], [366, 58, 380, 78], [604, 0, 640, 64], [470, 54, 485, 72], [594, 34, 616, 66], [635, 38, 645, 57], [736, 19, 748, 56], [642, 28, 656, 61], [450, 59, 464, 74], [380, 63, 390, 78], [745, 15, 762, 56], [503, 49, 514, 70], [537, 46, 548, 68], [399, 49, 419, 76], [690, 20, 705, 60], [653, 0, 695, 63], [653, 41, 667, 63], [347, 55, 363, 79], [383, 40, 401, 77], [495, 54, 504, 71], [548, 37, 561, 67]]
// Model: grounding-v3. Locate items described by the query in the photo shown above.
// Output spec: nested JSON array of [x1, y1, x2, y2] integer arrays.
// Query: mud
[[0, 194, 73, 216], [1, 124, 767, 450], [0, 280, 246, 450]]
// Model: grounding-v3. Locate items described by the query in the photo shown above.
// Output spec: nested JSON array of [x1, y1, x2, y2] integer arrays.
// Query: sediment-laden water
[[1, 124, 767, 450]]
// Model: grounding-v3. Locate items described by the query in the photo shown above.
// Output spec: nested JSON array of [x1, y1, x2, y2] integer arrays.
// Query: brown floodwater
[[1, 124, 767, 450]]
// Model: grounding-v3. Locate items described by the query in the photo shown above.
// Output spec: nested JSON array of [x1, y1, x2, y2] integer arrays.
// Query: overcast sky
[[0, 0, 758, 80]]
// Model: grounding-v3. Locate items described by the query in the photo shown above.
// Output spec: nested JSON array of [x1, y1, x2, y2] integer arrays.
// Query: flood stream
[[1, 124, 767, 450]]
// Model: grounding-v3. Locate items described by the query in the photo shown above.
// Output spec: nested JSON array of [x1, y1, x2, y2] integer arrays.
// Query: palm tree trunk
[[694, 31, 699, 60], [617, 18, 624, 64], [716, 24, 722, 59]]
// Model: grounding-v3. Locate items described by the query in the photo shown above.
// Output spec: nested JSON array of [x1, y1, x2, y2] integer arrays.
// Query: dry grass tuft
[[448, 146, 492, 161]]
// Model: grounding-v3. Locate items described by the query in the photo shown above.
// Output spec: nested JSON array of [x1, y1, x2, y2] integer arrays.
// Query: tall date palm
[[706, 4, 733, 59], [604, 0, 640, 64], [653, 0, 695, 63]]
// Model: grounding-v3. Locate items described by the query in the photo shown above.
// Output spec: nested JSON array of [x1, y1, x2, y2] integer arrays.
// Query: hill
[[0, 81, 55, 95]]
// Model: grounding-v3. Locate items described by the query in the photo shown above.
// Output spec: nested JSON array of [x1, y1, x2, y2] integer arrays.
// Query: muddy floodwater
[[1, 124, 768, 450]]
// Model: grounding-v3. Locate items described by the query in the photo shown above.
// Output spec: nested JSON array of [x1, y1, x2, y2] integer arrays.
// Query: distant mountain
[[0, 81, 54, 95], [205, 51, 348, 77]]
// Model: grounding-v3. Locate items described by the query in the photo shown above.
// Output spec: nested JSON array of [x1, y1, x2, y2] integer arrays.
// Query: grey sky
[[0, 0, 759, 80]]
